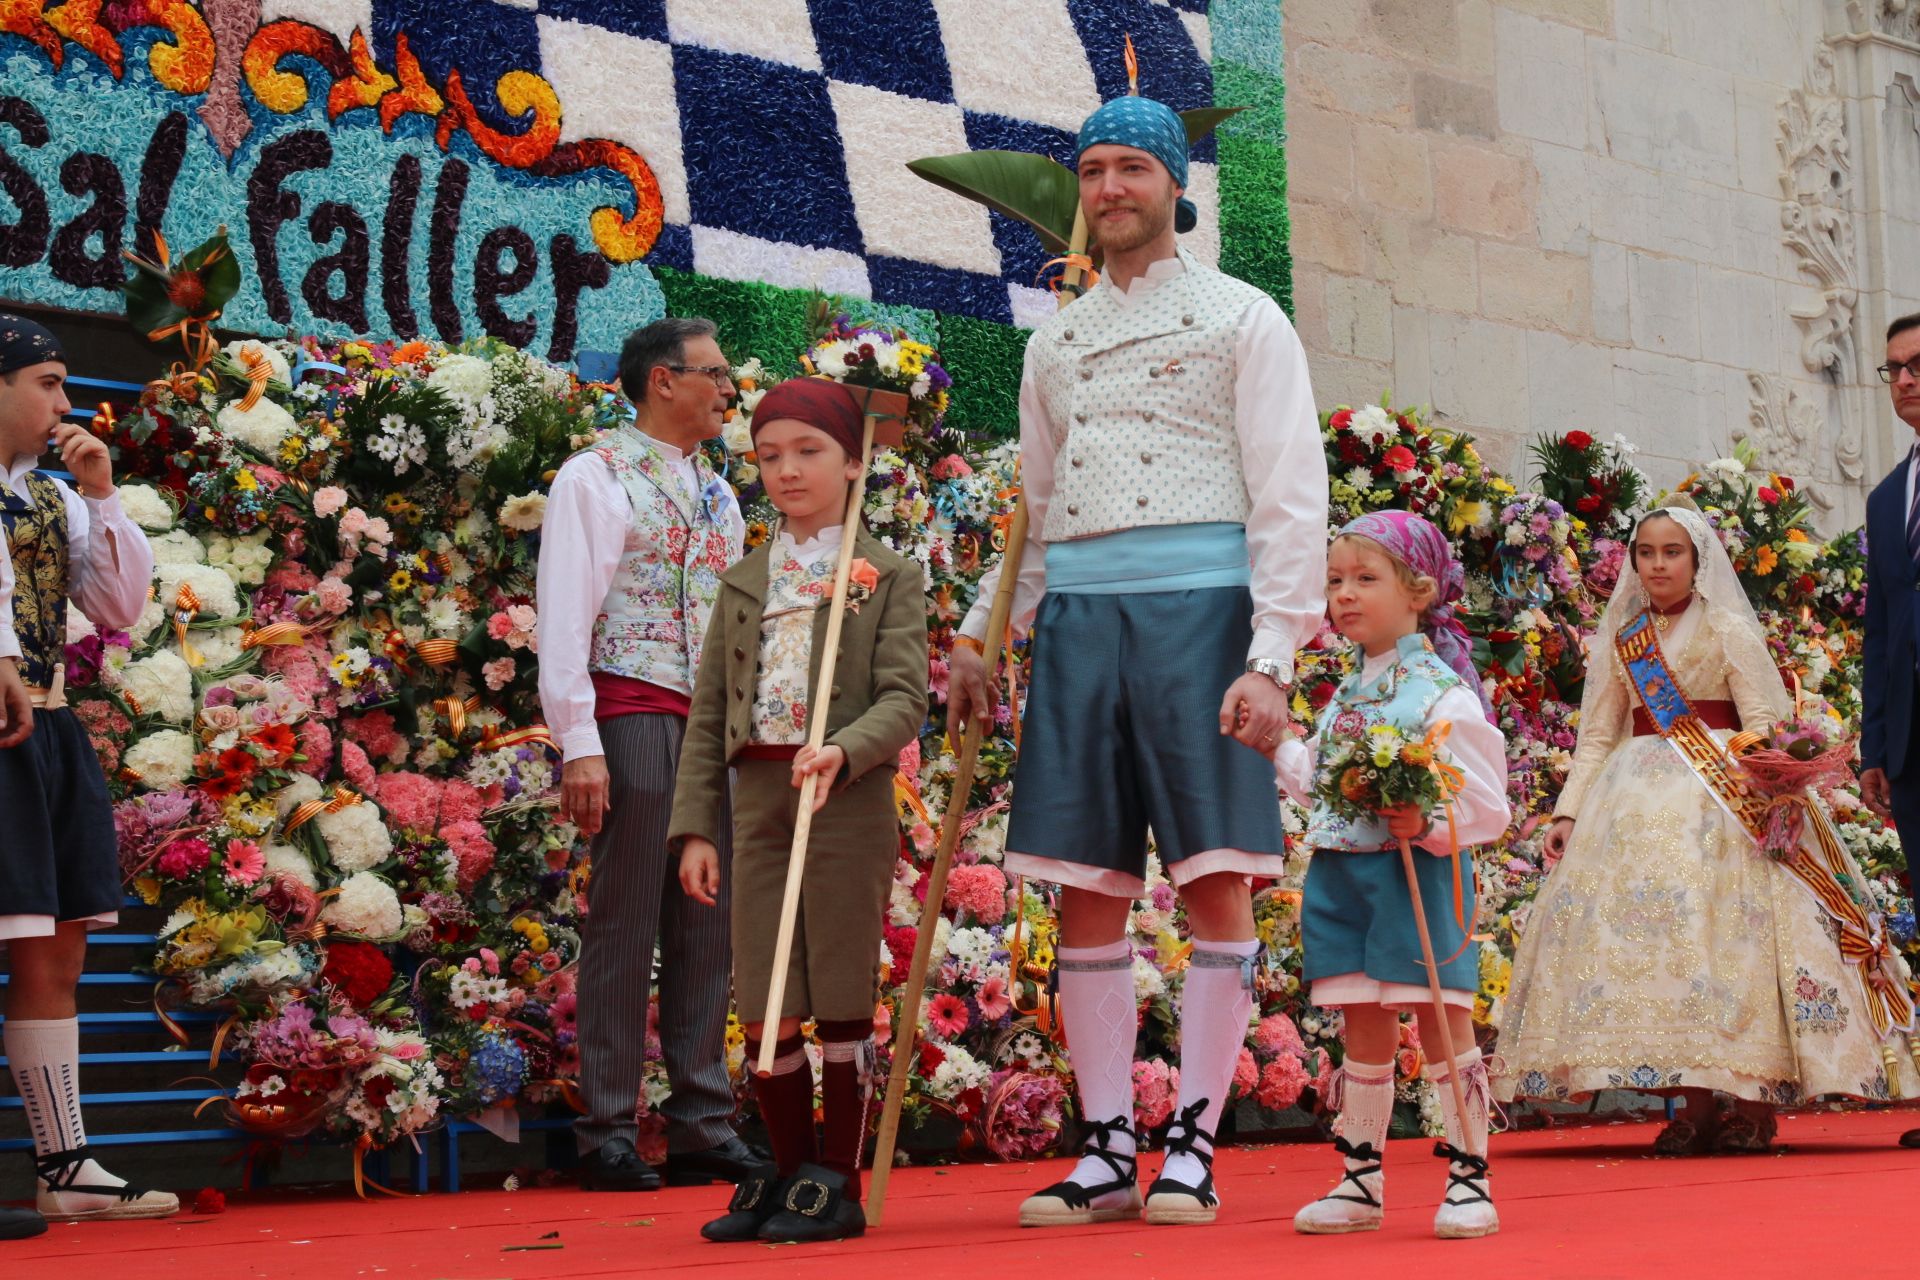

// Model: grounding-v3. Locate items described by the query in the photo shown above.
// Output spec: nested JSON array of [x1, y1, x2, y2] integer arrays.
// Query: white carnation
[[123, 729, 196, 789], [148, 529, 207, 567], [275, 773, 323, 817], [317, 801, 393, 873], [321, 872, 403, 939], [117, 483, 176, 532], [262, 843, 318, 889], [120, 650, 195, 722], [191, 627, 247, 670], [217, 397, 299, 456], [222, 339, 293, 388], [156, 562, 240, 620]]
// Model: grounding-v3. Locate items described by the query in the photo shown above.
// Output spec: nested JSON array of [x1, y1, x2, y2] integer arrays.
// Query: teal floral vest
[[1308, 633, 1461, 851]]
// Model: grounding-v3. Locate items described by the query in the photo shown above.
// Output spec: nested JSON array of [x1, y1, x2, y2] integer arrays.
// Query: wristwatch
[[1244, 657, 1290, 690]]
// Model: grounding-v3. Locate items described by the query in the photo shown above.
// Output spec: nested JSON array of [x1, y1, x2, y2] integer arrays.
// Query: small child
[[669, 377, 927, 1244], [1272, 511, 1511, 1239]]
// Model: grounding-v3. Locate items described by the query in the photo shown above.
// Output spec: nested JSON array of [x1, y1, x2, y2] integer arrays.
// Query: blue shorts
[[1301, 847, 1480, 991]]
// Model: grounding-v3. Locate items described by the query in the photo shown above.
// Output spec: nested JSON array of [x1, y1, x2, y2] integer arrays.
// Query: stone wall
[[1283, 0, 1920, 530]]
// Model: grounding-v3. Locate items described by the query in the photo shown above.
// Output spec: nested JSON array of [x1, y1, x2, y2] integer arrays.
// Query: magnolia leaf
[[906, 150, 1080, 253], [1177, 106, 1247, 145]]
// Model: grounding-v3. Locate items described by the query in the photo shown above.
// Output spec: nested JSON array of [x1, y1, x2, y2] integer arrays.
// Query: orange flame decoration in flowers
[[5, 2, 664, 262]]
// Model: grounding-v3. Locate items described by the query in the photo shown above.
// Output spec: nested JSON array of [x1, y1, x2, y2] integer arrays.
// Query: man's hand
[[560, 755, 612, 837], [946, 641, 996, 747], [54, 423, 113, 499], [1860, 768, 1893, 823], [792, 744, 847, 813], [1218, 672, 1290, 754], [678, 837, 721, 906], [0, 658, 32, 749], [1541, 816, 1576, 870]]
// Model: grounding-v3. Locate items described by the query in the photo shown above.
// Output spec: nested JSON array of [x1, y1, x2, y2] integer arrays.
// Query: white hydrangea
[[148, 529, 207, 566], [426, 354, 494, 403], [124, 729, 196, 790], [317, 801, 394, 873], [119, 650, 195, 722], [117, 482, 175, 532], [222, 338, 293, 387], [262, 843, 317, 889], [156, 561, 240, 620], [217, 396, 299, 457], [321, 872, 403, 939]]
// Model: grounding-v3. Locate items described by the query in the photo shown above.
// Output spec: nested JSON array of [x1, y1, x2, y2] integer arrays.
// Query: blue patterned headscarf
[[1074, 97, 1197, 234]]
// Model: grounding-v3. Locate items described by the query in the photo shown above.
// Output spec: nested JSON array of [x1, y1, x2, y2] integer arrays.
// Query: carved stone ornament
[[1777, 46, 1858, 379], [1848, 0, 1920, 41], [1739, 373, 1863, 514]]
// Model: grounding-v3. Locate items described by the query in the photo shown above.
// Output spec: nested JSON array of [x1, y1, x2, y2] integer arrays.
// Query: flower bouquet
[[1731, 696, 1857, 861], [1528, 429, 1647, 538], [1312, 720, 1456, 829], [800, 306, 952, 446]]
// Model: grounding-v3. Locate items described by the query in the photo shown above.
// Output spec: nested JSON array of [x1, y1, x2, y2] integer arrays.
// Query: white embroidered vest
[[1028, 247, 1268, 543], [587, 429, 740, 696]]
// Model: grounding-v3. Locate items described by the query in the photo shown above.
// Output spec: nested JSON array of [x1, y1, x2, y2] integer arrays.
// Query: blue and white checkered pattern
[[366, 0, 1218, 328]]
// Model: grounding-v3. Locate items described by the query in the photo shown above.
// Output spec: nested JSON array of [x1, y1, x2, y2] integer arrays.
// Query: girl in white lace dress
[[1495, 498, 1920, 1152]]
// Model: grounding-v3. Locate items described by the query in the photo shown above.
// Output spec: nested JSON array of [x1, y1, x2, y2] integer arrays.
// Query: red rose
[[1329, 409, 1354, 431], [321, 940, 396, 1007], [1309, 680, 1338, 710], [1565, 430, 1593, 451], [1758, 486, 1781, 506], [1383, 444, 1417, 472], [360, 1074, 398, 1113], [1575, 495, 1603, 513]]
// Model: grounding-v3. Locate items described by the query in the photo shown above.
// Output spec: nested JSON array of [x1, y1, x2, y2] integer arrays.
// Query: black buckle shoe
[[667, 1135, 770, 1186], [756, 1163, 866, 1243], [579, 1137, 663, 1192], [700, 1163, 784, 1243], [0, 1206, 46, 1240]]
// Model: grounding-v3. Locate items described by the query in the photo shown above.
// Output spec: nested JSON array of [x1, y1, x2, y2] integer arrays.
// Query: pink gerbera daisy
[[975, 974, 1012, 1023], [926, 993, 972, 1039], [224, 839, 266, 886]]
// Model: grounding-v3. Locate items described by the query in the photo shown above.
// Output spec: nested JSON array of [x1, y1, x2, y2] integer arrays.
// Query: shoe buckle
[[785, 1179, 831, 1216], [735, 1181, 764, 1212]]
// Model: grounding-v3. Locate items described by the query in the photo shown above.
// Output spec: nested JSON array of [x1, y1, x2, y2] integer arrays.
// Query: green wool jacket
[[667, 525, 929, 850]]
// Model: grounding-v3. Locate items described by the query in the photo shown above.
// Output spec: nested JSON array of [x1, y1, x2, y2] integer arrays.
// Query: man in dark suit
[[1861, 311, 1920, 1146]]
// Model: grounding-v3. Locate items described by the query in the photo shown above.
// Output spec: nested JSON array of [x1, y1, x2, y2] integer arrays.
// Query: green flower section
[[1215, 52, 1291, 315]]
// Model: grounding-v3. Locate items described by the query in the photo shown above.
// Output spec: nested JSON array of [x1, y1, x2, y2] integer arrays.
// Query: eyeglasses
[[666, 363, 733, 389], [1876, 357, 1920, 383]]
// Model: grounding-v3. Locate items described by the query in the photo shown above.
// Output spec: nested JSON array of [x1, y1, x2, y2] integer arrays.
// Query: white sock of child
[[7, 1018, 177, 1220], [1151, 938, 1257, 1215], [1020, 939, 1139, 1223], [1294, 1057, 1394, 1233], [1429, 1047, 1499, 1238]]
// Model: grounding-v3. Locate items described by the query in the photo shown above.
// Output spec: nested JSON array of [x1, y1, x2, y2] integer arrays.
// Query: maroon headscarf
[[749, 377, 864, 459]]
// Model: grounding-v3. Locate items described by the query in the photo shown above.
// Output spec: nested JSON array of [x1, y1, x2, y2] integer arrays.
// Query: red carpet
[[12, 1109, 1917, 1279]]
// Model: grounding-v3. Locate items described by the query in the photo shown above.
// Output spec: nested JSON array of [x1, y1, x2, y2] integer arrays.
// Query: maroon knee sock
[[816, 1019, 874, 1201], [747, 1033, 816, 1176]]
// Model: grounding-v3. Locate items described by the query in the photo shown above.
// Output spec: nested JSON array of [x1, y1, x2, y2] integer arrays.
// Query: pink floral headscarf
[[1337, 510, 1494, 721]]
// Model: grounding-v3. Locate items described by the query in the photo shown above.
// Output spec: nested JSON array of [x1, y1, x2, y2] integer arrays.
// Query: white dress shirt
[[1272, 645, 1513, 857], [960, 254, 1327, 675], [0, 459, 154, 663], [535, 433, 746, 762]]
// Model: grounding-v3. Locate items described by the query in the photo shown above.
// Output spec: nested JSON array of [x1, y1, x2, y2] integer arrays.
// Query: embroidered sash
[[1615, 610, 1918, 1066]]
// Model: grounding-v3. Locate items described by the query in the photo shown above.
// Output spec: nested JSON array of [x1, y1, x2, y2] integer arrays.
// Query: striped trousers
[[573, 713, 736, 1156]]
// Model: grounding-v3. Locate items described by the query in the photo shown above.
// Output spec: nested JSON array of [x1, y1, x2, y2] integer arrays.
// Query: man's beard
[[1091, 197, 1174, 254]]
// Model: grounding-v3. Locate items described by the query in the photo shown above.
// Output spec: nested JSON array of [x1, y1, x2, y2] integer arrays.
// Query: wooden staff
[[1396, 836, 1472, 1134], [865, 205, 1092, 1224], [754, 407, 882, 1077]]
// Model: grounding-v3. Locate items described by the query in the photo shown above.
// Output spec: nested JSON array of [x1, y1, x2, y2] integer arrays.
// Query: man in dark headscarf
[[0, 313, 173, 1225]]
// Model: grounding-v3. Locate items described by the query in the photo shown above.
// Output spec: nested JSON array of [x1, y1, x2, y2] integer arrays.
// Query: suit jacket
[[1863, 456, 1920, 777], [668, 525, 929, 850]]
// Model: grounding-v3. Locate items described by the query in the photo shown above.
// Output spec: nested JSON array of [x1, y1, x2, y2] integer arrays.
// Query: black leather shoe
[[756, 1163, 866, 1243], [579, 1137, 663, 1192], [0, 1206, 47, 1240], [699, 1164, 784, 1242], [665, 1135, 769, 1187]]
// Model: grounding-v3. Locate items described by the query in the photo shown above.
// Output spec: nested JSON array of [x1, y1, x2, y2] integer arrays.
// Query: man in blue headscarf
[[949, 96, 1330, 1231]]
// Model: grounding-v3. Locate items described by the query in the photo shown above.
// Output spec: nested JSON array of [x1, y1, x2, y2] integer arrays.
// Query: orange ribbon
[[413, 638, 459, 669], [147, 315, 222, 373], [478, 725, 556, 755], [382, 629, 416, 676], [283, 786, 364, 836], [236, 346, 273, 412], [1037, 254, 1099, 294], [435, 695, 480, 740], [241, 619, 310, 649], [1404, 720, 1487, 967], [353, 1134, 411, 1200], [173, 582, 204, 666]]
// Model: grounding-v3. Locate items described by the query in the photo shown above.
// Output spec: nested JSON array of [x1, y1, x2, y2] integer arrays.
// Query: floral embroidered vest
[[750, 547, 838, 744], [587, 429, 741, 696], [1308, 633, 1461, 851], [2, 472, 69, 688], [1027, 246, 1267, 542]]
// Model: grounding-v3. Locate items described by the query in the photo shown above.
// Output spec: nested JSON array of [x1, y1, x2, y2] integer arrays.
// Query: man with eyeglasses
[[538, 316, 761, 1190], [1863, 311, 1920, 1150]]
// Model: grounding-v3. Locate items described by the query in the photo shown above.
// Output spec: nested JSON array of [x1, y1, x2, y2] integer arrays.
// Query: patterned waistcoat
[[2, 472, 70, 688], [1027, 246, 1268, 543], [1308, 634, 1462, 851], [587, 428, 740, 696]]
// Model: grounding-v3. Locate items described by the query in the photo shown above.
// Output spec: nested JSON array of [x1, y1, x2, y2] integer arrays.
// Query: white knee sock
[[1056, 940, 1138, 1195], [6, 1018, 129, 1196], [1332, 1057, 1396, 1154], [1428, 1046, 1491, 1160], [1160, 939, 1258, 1192]]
